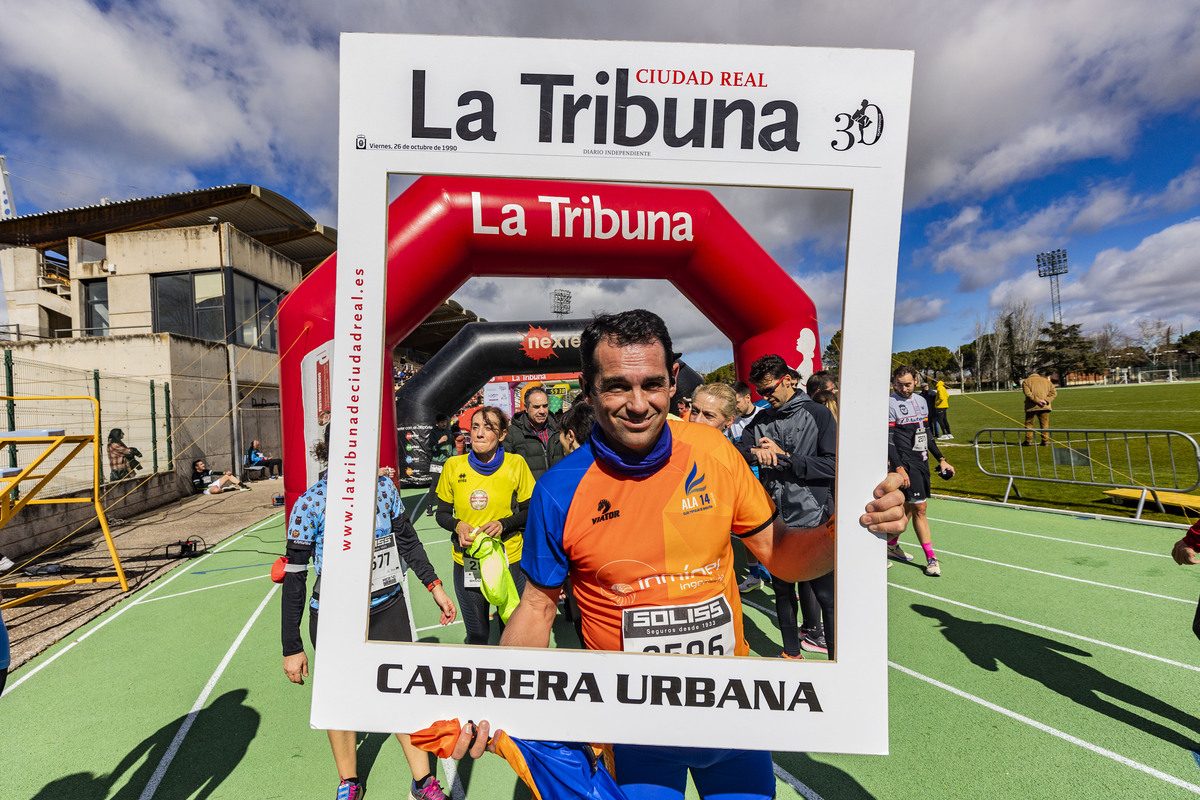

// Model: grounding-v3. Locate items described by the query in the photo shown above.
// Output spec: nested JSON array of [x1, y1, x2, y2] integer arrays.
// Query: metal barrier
[[973, 428, 1200, 518]]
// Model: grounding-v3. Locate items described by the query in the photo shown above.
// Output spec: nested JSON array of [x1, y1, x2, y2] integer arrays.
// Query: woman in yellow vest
[[435, 406, 536, 645]]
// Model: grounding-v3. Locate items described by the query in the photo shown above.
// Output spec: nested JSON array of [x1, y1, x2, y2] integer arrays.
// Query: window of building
[[82, 279, 109, 336], [151, 270, 279, 351], [232, 273, 281, 350]]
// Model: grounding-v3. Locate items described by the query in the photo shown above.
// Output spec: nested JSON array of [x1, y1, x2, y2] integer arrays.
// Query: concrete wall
[[1, 247, 73, 338], [0, 471, 183, 560]]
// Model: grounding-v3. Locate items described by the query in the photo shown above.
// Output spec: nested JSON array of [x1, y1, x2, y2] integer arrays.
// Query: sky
[[1, 0, 1199, 372]]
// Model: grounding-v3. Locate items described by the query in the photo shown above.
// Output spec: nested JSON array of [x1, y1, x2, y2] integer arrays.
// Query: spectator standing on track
[[726, 381, 762, 443], [504, 387, 564, 481], [436, 407, 535, 645], [451, 309, 908, 799], [727, 381, 770, 592], [557, 402, 596, 455], [422, 414, 455, 516], [1022, 370, 1057, 446], [887, 365, 955, 577], [934, 379, 953, 440], [281, 429, 457, 800], [742, 354, 838, 659], [1170, 519, 1200, 642]]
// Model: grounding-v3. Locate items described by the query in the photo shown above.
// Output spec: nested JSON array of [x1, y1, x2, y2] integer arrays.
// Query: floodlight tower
[[1036, 248, 1068, 326], [551, 288, 571, 318]]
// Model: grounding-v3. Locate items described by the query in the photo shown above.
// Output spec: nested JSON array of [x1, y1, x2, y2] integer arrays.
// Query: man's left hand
[[860, 473, 908, 533], [1172, 538, 1200, 566]]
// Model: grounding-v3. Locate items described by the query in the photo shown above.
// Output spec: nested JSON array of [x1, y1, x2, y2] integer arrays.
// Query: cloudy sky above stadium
[[2, 0, 1198, 369]]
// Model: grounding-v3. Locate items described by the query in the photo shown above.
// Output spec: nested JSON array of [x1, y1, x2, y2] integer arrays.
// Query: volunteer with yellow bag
[[435, 406, 535, 645]]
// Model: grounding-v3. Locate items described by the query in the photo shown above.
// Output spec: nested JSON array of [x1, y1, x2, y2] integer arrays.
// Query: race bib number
[[371, 534, 404, 593], [621, 596, 736, 656], [462, 555, 483, 588], [913, 429, 928, 452]]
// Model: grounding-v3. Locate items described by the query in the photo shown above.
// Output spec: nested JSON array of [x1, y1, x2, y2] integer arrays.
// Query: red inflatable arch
[[278, 176, 822, 511]]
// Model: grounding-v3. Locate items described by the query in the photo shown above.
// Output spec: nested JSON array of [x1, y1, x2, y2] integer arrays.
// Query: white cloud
[[1060, 217, 1200, 335], [894, 295, 946, 326]]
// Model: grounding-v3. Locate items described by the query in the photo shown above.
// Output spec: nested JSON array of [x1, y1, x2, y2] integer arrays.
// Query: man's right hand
[[451, 720, 493, 759], [894, 467, 910, 488], [283, 652, 309, 684]]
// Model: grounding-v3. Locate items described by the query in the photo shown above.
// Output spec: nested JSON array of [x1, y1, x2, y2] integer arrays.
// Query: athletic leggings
[[771, 571, 835, 658], [453, 561, 527, 646]]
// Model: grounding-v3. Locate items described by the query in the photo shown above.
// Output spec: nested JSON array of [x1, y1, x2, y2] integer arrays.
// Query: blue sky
[[2, 0, 1199, 371]]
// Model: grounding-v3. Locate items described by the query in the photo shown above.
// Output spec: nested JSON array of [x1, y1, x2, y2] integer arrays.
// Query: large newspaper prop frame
[[318, 34, 912, 753]]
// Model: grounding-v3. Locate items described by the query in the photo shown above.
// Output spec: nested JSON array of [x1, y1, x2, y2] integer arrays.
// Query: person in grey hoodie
[[740, 354, 837, 658]]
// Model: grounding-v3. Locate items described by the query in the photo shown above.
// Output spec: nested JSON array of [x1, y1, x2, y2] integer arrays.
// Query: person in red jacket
[[1171, 519, 1200, 642]]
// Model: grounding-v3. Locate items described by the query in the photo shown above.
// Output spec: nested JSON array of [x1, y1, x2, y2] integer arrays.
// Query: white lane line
[[416, 619, 464, 632], [772, 761, 824, 799], [442, 755, 465, 800], [138, 573, 276, 603], [890, 583, 1200, 672], [889, 661, 1200, 795], [3, 514, 282, 696], [928, 518, 1172, 559], [742, 597, 778, 620], [899, 541, 1194, 604], [138, 584, 280, 800]]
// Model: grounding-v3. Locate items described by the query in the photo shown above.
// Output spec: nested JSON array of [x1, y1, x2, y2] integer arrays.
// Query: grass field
[[929, 380, 1200, 524]]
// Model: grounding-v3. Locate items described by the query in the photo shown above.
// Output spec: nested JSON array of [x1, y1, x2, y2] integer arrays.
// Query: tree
[[703, 363, 737, 384], [1036, 322, 1103, 382], [822, 329, 843, 375], [996, 300, 1044, 384]]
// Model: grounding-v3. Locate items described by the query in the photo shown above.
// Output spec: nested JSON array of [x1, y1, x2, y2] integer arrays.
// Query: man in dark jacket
[[740, 354, 837, 658], [503, 386, 564, 480]]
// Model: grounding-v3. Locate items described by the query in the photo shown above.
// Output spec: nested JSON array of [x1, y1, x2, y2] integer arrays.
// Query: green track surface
[[6, 495, 1200, 799]]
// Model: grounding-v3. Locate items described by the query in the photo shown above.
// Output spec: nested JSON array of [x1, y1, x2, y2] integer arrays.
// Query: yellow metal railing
[[0, 395, 128, 608]]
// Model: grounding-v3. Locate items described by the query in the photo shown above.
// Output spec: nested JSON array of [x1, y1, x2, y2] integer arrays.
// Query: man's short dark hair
[[560, 402, 596, 445], [435, 413, 448, 423], [524, 386, 550, 404], [579, 309, 674, 394], [892, 364, 918, 381], [748, 354, 790, 385], [732, 381, 752, 398], [806, 370, 834, 397]]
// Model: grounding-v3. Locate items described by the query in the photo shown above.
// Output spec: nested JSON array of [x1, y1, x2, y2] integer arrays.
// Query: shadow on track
[[913, 604, 1200, 752], [29, 689, 259, 800]]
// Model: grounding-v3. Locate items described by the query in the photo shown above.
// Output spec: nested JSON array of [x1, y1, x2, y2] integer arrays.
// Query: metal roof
[[0, 184, 337, 271]]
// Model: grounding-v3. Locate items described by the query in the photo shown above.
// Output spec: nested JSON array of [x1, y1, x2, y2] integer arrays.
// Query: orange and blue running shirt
[[436, 452, 536, 566], [523, 421, 776, 655]]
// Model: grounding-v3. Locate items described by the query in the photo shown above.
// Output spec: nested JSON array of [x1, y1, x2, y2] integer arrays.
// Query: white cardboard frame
[[317, 34, 912, 754]]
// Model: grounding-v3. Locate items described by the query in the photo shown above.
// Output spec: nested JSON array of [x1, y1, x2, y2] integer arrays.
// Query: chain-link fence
[[3, 352, 171, 497]]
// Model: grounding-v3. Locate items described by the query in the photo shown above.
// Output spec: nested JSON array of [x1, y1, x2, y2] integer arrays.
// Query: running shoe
[[737, 575, 764, 593], [336, 779, 365, 800], [945, 434, 954, 440], [238, 485, 252, 492], [886, 543, 913, 562], [751, 563, 772, 583], [410, 777, 446, 800], [779, 651, 804, 660], [924, 558, 941, 577], [800, 631, 828, 654]]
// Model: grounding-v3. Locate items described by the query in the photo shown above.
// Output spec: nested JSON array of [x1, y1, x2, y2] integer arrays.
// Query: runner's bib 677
[[371, 533, 404, 593], [621, 596, 736, 656]]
